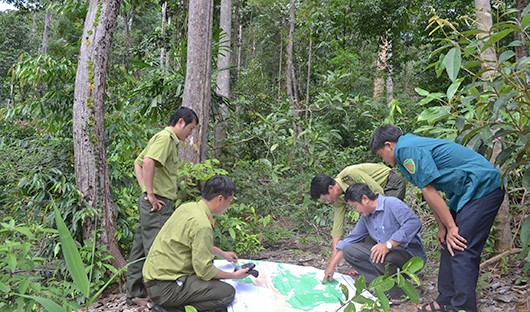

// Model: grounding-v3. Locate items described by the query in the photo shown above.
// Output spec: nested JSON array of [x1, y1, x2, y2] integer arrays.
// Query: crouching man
[[143, 175, 252, 312], [322, 183, 426, 302]]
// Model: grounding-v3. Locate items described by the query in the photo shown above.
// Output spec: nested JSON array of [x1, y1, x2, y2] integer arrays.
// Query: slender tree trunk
[[72, 0, 126, 269], [214, 0, 232, 156], [306, 28, 312, 112], [160, 1, 168, 67], [41, 9, 51, 55], [386, 38, 393, 103], [179, 0, 214, 163], [373, 33, 389, 99], [286, 0, 299, 114], [232, 0, 240, 82], [516, 0, 529, 60], [174, 0, 188, 72], [475, 0, 497, 81], [277, 33, 283, 99]]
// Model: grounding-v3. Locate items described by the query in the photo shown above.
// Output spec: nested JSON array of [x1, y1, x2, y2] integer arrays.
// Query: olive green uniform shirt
[[135, 127, 181, 200], [331, 163, 391, 238], [143, 200, 218, 282]]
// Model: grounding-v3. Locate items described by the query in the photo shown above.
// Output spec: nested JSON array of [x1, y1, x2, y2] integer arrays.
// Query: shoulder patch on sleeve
[[341, 175, 354, 185], [403, 159, 416, 174]]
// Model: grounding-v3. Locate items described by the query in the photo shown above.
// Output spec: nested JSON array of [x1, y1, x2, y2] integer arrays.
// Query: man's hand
[[322, 265, 335, 284], [370, 243, 390, 264], [445, 226, 467, 256], [146, 193, 166, 212], [233, 267, 251, 279], [223, 251, 238, 263], [436, 226, 447, 250]]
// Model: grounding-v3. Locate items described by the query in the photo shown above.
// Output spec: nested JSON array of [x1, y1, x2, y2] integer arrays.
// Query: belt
[[144, 280, 158, 288]]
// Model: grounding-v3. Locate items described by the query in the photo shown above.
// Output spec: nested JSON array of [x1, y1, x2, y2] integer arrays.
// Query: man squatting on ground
[[126, 107, 198, 306], [370, 125, 505, 312], [322, 183, 426, 301], [310, 163, 407, 265], [143, 175, 252, 312]]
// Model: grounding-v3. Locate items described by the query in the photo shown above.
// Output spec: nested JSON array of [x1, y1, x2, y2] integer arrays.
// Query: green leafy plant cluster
[[338, 256, 424, 312], [416, 5, 530, 277]]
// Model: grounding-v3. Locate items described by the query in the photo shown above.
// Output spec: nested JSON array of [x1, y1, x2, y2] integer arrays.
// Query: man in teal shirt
[[126, 107, 198, 306], [143, 176, 252, 312], [370, 125, 504, 312]]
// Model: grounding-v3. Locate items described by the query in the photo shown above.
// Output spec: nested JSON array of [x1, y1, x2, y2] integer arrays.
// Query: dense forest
[[0, 0, 529, 311]]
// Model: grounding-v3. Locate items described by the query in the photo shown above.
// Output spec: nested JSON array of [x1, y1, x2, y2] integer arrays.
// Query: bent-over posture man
[[370, 125, 504, 312], [143, 175, 252, 312], [126, 107, 198, 306], [323, 183, 426, 301], [310, 163, 407, 259]]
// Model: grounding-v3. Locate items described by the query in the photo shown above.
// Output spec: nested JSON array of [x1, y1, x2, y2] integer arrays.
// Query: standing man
[[310, 163, 407, 258], [370, 125, 504, 312], [143, 175, 251, 312], [126, 106, 199, 306], [322, 183, 426, 302]]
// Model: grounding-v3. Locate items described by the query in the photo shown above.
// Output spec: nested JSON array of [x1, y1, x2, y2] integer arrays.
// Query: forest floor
[[88, 223, 529, 312]]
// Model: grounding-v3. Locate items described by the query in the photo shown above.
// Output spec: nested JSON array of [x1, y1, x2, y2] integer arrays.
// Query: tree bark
[[515, 0, 529, 61], [475, 0, 497, 81], [214, 0, 232, 156], [179, 0, 214, 163], [41, 9, 51, 55], [373, 33, 389, 99], [286, 0, 300, 115], [160, 1, 168, 67], [73, 0, 126, 269], [305, 28, 312, 113], [232, 0, 240, 81]]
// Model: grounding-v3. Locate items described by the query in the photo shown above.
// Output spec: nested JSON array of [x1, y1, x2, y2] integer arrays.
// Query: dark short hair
[[344, 183, 377, 203], [310, 174, 336, 200], [202, 175, 236, 201], [369, 124, 403, 154], [168, 106, 199, 127]]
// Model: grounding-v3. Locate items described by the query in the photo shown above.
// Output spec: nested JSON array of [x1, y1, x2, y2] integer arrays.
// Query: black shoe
[[151, 304, 168, 312]]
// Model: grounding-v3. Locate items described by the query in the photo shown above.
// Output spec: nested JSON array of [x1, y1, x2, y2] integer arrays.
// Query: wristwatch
[[386, 241, 393, 250]]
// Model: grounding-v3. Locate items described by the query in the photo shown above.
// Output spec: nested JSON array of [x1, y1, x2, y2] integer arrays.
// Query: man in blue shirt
[[370, 125, 504, 312], [322, 183, 426, 301]]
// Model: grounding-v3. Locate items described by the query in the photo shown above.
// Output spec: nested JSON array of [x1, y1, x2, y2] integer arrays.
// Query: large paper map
[[215, 259, 371, 312]]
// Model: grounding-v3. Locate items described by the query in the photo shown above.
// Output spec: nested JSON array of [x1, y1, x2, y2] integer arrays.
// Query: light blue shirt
[[336, 195, 426, 263]]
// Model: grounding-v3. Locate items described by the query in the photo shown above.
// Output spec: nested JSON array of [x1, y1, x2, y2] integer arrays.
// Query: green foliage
[[214, 203, 271, 257], [339, 256, 424, 312]]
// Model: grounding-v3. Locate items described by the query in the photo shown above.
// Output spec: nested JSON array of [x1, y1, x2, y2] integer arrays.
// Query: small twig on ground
[[480, 248, 523, 269]]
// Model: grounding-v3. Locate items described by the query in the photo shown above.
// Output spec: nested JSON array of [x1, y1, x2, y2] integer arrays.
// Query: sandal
[[417, 301, 453, 312]]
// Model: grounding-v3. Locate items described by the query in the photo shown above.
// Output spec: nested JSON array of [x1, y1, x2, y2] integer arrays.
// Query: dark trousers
[[146, 275, 235, 312], [342, 241, 413, 299], [436, 188, 505, 312], [384, 170, 407, 200], [126, 194, 175, 299]]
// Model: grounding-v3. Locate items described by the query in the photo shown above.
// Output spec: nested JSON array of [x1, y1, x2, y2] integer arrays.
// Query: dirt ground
[[88, 233, 529, 312]]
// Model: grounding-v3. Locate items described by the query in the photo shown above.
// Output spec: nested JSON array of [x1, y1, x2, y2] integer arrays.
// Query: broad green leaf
[[401, 257, 424, 273], [270, 143, 278, 152], [339, 283, 349, 300], [185, 305, 198, 312], [482, 29, 515, 52], [398, 278, 420, 302], [446, 79, 462, 100], [54, 208, 90, 298], [369, 276, 394, 292], [345, 302, 356, 312], [375, 289, 390, 312], [16, 294, 66, 312], [498, 50, 515, 63], [414, 87, 430, 96], [443, 47, 461, 82]]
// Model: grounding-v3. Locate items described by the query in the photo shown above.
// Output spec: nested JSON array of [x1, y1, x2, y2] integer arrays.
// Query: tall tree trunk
[[174, 0, 188, 72], [305, 28, 312, 113], [121, 4, 140, 80], [160, 1, 168, 67], [386, 38, 393, 103], [286, 0, 299, 115], [490, 138, 511, 251], [515, 0, 529, 60], [72, 0, 126, 269], [373, 33, 389, 99], [41, 9, 51, 55], [179, 0, 214, 163], [277, 33, 283, 99], [231, 0, 240, 82], [475, 0, 497, 81], [216, 0, 231, 99], [214, 0, 232, 156]]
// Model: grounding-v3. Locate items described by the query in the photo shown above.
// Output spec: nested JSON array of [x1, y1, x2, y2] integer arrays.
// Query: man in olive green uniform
[[126, 107, 199, 306], [310, 163, 406, 261], [143, 175, 252, 312]]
